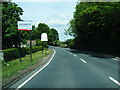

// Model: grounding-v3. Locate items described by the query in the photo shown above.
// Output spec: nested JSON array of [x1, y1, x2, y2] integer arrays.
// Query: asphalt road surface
[[9, 46, 120, 89]]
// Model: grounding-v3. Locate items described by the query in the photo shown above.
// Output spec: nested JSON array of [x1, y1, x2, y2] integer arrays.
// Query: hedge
[[4, 46, 42, 62]]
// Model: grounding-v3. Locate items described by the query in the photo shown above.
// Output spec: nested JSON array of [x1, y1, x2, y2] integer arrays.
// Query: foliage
[[2, 2, 60, 49], [2, 48, 52, 83], [32, 23, 59, 46], [66, 2, 120, 55], [36, 39, 42, 46], [4, 46, 42, 62], [2, 2, 23, 49], [65, 39, 75, 49], [48, 28, 59, 46]]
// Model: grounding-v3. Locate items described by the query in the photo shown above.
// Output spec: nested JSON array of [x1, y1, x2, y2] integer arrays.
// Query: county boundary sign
[[18, 21, 32, 31]]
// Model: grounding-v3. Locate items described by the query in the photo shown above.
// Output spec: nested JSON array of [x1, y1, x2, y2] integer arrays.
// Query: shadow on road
[[66, 49, 116, 59]]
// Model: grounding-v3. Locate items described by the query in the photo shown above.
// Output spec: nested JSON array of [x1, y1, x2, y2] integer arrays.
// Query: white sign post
[[18, 21, 33, 62], [41, 33, 48, 54], [18, 21, 32, 31], [41, 33, 48, 41]]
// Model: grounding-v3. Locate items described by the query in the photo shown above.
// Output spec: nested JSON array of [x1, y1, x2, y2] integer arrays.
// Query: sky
[[12, 0, 79, 41]]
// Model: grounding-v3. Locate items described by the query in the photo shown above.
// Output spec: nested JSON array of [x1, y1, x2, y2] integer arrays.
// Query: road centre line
[[112, 58, 118, 61], [69, 52, 72, 54], [80, 59, 87, 63], [74, 54, 77, 57], [16, 49, 56, 90], [109, 77, 120, 86]]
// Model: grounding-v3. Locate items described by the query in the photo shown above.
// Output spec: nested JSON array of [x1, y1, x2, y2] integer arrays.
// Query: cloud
[[48, 18, 69, 26], [46, 13, 70, 27]]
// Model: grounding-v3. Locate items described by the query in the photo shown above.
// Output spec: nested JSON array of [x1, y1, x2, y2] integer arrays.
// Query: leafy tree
[[34, 23, 59, 46], [2, 2, 23, 49], [48, 28, 59, 45], [65, 39, 74, 48], [66, 2, 120, 55]]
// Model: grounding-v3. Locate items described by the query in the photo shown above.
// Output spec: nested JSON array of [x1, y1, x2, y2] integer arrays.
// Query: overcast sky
[[12, 0, 79, 41]]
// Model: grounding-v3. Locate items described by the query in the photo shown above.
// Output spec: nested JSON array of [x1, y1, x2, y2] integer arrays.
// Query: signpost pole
[[18, 20, 32, 62], [46, 41, 47, 54], [41, 33, 48, 54], [19, 31, 22, 62], [30, 31, 32, 62], [42, 41, 43, 54]]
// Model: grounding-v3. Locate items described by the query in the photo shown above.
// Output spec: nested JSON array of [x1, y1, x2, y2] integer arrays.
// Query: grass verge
[[2, 48, 53, 87]]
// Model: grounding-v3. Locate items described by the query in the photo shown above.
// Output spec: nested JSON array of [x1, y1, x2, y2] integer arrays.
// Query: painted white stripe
[[69, 52, 72, 54], [16, 49, 56, 90], [74, 54, 77, 57], [109, 77, 120, 86], [80, 59, 87, 63], [112, 58, 118, 61]]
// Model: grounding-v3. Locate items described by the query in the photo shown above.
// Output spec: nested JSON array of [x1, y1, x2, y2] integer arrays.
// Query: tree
[[2, 2, 23, 49], [35, 23, 59, 45], [48, 28, 59, 45], [66, 2, 120, 55]]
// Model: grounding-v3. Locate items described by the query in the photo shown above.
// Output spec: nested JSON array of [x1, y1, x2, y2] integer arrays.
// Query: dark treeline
[[2, 2, 59, 49], [66, 2, 120, 56]]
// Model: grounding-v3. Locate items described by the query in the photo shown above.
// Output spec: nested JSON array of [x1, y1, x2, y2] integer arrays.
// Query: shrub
[[3, 46, 43, 62], [36, 40, 42, 46], [32, 46, 42, 53], [4, 48, 18, 62]]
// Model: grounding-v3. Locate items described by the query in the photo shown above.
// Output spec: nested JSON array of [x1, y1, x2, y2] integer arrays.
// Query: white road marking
[[16, 49, 56, 90], [69, 52, 72, 54], [74, 54, 77, 57], [112, 58, 118, 61], [109, 77, 120, 86], [80, 59, 87, 63]]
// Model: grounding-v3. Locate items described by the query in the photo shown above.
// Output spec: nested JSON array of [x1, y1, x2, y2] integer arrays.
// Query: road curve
[[10, 46, 119, 89]]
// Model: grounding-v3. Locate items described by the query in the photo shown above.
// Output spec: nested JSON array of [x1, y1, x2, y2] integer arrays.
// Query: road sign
[[18, 21, 32, 31], [41, 33, 48, 41], [18, 20, 33, 62]]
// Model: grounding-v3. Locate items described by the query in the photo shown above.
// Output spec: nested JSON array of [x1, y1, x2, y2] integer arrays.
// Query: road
[[9, 46, 119, 89]]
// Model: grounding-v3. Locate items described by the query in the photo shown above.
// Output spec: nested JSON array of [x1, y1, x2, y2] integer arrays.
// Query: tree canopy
[[2, 2, 60, 49], [2, 2, 23, 49], [66, 2, 120, 55]]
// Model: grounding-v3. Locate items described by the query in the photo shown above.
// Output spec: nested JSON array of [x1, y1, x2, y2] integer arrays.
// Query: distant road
[[10, 46, 119, 89]]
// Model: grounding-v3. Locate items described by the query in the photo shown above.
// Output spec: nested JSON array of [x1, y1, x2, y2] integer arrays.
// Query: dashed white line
[[112, 58, 118, 61], [109, 77, 120, 86], [69, 52, 72, 54], [80, 59, 87, 63], [16, 49, 56, 90], [74, 54, 77, 57]]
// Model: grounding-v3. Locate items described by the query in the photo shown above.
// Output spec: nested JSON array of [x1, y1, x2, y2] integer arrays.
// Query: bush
[[3, 46, 43, 62], [4, 48, 19, 62], [36, 40, 42, 46], [32, 46, 42, 53]]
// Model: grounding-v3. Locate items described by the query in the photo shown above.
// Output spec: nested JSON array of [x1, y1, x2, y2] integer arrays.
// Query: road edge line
[[109, 77, 120, 86], [16, 49, 56, 90]]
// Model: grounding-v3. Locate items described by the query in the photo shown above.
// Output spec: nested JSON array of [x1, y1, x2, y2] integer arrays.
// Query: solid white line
[[74, 54, 77, 57], [80, 59, 87, 63], [16, 49, 56, 90], [109, 77, 120, 86]]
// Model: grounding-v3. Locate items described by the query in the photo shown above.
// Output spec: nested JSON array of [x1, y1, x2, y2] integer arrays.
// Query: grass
[[2, 48, 53, 80]]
